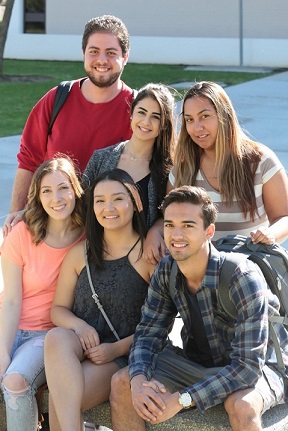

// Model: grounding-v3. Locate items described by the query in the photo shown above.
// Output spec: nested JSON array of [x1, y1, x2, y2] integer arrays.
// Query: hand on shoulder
[[2, 210, 25, 237]]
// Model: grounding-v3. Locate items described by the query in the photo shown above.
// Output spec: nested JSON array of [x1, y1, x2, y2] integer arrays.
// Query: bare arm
[[84, 334, 134, 364], [251, 168, 288, 244], [143, 218, 166, 265], [51, 242, 100, 350], [0, 257, 22, 378], [10, 168, 33, 212], [3, 169, 34, 236], [143, 169, 175, 264]]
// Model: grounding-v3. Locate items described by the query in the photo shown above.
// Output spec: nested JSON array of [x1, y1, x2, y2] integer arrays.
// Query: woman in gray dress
[[44, 169, 156, 431]]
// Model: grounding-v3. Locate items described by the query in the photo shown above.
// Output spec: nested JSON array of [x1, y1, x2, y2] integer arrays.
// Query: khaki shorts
[[151, 346, 286, 413]]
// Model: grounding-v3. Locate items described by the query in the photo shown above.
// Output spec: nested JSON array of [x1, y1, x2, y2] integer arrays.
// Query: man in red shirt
[[4, 15, 133, 233]]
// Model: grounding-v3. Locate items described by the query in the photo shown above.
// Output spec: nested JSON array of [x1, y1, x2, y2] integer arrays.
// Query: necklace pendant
[[124, 144, 151, 162]]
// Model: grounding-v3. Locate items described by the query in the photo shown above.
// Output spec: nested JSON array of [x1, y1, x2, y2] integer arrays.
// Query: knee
[[44, 327, 72, 355], [45, 327, 67, 347], [224, 391, 261, 422], [110, 367, 130, 405], [111, 367, 130, 390], [44, 327, 84, 368], [3, 372, 30, 396]]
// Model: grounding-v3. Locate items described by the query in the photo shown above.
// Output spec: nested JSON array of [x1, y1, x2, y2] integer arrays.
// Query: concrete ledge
[[84, 401, 288, 431], [1, 389, 288, 431]]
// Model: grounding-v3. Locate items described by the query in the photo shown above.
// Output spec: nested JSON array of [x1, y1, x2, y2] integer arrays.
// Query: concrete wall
[[4, 0, 288, 67]]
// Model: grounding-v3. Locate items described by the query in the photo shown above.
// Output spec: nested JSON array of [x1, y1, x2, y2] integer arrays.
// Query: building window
[[24, 0, 45, 34]]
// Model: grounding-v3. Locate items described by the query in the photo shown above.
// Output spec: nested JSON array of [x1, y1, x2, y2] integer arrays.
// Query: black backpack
[[216, 234, 288, 375], [47, 80, 75, 135], [169, 235, 288, 375]]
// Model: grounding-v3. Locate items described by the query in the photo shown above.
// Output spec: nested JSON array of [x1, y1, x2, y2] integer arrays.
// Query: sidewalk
[[0, 135, 18, 221]]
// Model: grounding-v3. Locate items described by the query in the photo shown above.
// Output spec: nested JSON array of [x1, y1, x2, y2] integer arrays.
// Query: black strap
[[47, 80, 75, 135], [127, 237, 141, 257], [169, 260, 178, 297], [48, 82, 137, 136], [218, 253, 245, 319]]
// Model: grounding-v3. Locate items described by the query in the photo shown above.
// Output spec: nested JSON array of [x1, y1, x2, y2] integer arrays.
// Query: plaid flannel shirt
[[129, 244, 288, 413]]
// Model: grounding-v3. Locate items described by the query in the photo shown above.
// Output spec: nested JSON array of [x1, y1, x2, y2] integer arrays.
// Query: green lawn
[[0, 59, 276, 137]]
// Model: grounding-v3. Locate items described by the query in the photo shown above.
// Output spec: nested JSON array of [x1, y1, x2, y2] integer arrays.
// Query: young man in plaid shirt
[[110, 186, 288, 431]]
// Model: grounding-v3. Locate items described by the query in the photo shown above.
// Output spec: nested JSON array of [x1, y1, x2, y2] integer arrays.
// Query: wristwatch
[[178, 390, 192, 409]]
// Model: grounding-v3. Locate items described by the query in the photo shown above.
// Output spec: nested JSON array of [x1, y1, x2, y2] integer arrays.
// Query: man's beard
[[169, 250, 191, 262], [86, 69, 123, 88]]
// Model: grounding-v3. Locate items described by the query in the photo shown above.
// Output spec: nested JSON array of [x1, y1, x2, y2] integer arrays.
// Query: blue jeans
[[1, 329, 48, 431]]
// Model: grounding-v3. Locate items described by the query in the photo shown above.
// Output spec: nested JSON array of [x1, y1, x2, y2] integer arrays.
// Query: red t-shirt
[[18, 79, 133, 174]]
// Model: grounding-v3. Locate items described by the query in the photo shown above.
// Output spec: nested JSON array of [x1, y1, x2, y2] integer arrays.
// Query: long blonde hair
[[23, 156, 85, 244], [174, 81, 262, 219]]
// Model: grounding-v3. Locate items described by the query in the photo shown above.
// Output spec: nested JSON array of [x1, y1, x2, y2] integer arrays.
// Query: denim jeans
[[1, 329, 48, 431]]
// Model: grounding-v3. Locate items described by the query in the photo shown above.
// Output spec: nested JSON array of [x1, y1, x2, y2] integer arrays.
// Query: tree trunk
[[0, 0, 15, 76]]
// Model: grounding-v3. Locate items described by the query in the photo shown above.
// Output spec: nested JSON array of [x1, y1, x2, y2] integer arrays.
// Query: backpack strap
[[269, 321, 286, 373], [168, 256, 240, 314], [169, 259, 178, 298], [167, 260, 181, 332], [48, 80, 75, 135], [218, 253, 246, 320], [84, 240, 120, 341], [48, 82, 136, 136]]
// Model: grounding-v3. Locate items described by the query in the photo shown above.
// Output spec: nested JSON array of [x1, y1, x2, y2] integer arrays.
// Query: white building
[[4, 0, 288, 68]]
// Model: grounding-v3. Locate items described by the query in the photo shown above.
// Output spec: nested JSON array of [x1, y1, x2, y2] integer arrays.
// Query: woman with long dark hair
[[168, 81, 288, 244], [83, 83, 175, 262], [44, 169, 156, 431]]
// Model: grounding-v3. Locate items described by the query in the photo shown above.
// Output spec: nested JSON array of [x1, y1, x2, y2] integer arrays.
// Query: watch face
[[179, 392, 192, 408]]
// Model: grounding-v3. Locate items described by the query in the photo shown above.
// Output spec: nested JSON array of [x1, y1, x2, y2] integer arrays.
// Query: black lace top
[[73, 242, 149, 343]]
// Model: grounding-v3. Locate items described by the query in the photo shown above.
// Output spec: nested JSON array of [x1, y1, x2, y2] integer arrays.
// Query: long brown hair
[[23, 156, 85, 244], [174, 81, 262, 219], [131, 83, 175, 208]]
